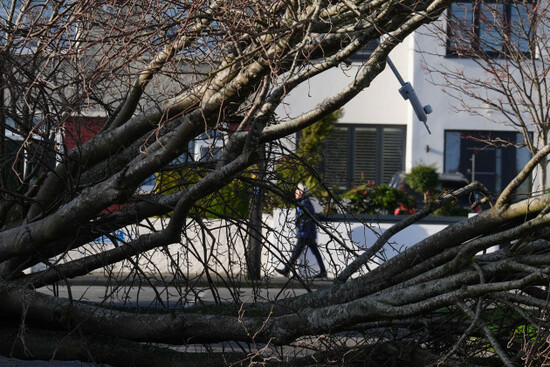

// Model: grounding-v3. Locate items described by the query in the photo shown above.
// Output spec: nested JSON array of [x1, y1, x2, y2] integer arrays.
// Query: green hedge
[[156, 168, 251, 219]]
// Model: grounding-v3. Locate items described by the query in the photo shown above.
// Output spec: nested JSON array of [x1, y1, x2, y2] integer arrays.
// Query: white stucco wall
[[278, 15, 541, 185], [409, 20, 538, 177], [276, 43, 410, 125]]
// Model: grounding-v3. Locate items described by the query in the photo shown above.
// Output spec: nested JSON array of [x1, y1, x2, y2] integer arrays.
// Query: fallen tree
[[2, 1, 550, 366]]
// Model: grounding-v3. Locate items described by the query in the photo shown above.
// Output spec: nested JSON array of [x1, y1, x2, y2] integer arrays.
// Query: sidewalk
[[33, 274, 333, 308], [64, 273, 333, 288]]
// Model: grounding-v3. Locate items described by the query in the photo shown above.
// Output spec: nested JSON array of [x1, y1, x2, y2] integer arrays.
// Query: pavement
[[65, 273, 333, 287], [34, 274, 332, 308], [2, 274, 333, 366], [0, 359, 95, 367]]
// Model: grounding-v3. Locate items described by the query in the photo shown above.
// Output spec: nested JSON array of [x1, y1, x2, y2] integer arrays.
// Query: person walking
[[276, 184, 327, 278]]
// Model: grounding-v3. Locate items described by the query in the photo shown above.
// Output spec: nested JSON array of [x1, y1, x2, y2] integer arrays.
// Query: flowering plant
[[341, 183, 415, 215]]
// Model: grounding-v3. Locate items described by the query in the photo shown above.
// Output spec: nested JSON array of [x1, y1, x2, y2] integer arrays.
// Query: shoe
[[313, 271, 327, 279], [275, 268, 289, 276]]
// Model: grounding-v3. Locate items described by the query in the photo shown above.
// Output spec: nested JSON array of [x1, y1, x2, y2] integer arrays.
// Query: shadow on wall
[[269, 208, 453, 278], [317, 219, 448, 275], [349, 223, 431, 269]]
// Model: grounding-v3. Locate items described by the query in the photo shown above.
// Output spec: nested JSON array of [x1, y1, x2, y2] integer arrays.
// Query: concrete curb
[[59, 274, 333, 289]]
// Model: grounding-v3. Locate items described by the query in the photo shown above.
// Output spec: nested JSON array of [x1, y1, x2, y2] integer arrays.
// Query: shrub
[[341, 184, 414, 215], [432, 200, 470, 217], [156, 168, 251, 219], [406, 165, 439, 205]]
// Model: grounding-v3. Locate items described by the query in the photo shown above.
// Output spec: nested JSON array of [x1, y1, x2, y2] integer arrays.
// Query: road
[[35, 276, 319, 308], [3, 276, 329, 366]]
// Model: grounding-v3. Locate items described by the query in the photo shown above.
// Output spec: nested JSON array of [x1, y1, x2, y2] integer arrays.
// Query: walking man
[[276, 184, 327, 278]]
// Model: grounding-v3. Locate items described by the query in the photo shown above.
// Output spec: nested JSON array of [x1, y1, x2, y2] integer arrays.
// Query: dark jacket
[[296, 197, 317, 241]]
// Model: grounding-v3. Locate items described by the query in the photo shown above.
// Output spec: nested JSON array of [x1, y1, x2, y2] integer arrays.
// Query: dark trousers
[[284, 237, 326, 273]]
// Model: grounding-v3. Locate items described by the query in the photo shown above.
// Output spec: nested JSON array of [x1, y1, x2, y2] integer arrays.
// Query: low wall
[[266, 210, 466, 278], [28, 213, 468, 279]]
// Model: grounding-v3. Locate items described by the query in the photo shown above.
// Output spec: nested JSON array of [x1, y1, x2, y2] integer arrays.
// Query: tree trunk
[[247, 143, 266, 280]]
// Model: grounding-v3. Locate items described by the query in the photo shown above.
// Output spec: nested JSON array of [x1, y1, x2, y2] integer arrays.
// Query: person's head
[[295, 183, 308, 199]]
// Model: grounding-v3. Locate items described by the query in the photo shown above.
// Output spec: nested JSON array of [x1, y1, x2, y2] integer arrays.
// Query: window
[[1, 0, 79, 53], [1, 135, 26, 192], [447, 0, 534, 57], [1, 129, 55, 193], [320, 124, 406, 190], [349, 39, 378, 62], [194, 130, 224, 162], [444, 130, 531, 195], [101, 1, 192, 55]]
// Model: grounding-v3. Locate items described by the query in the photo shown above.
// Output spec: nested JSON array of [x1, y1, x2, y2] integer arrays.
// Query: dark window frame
[[319, 124, 406, 191], [446, 0, 535, 58], [443, 129, 532, 195]]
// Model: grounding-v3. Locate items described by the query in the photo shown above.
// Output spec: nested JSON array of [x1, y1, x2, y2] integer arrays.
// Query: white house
[[279, 0, 535, 197]]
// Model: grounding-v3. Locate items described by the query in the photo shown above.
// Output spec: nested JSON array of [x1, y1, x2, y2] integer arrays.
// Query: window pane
[[2, 0, 77, 52], [510, 4, 531, 53], [515, 132, 531, 196], [1, 138, 25, 191], [199, 145, 222, 162], [479, 3, 505, 53], [350, 39, 378, 62], [448, 2, 474, 53], [381, 127, 405, 184], [353, 127, 377, 185], [322, 127, 348, 189], [445, 131, 461, 172]]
